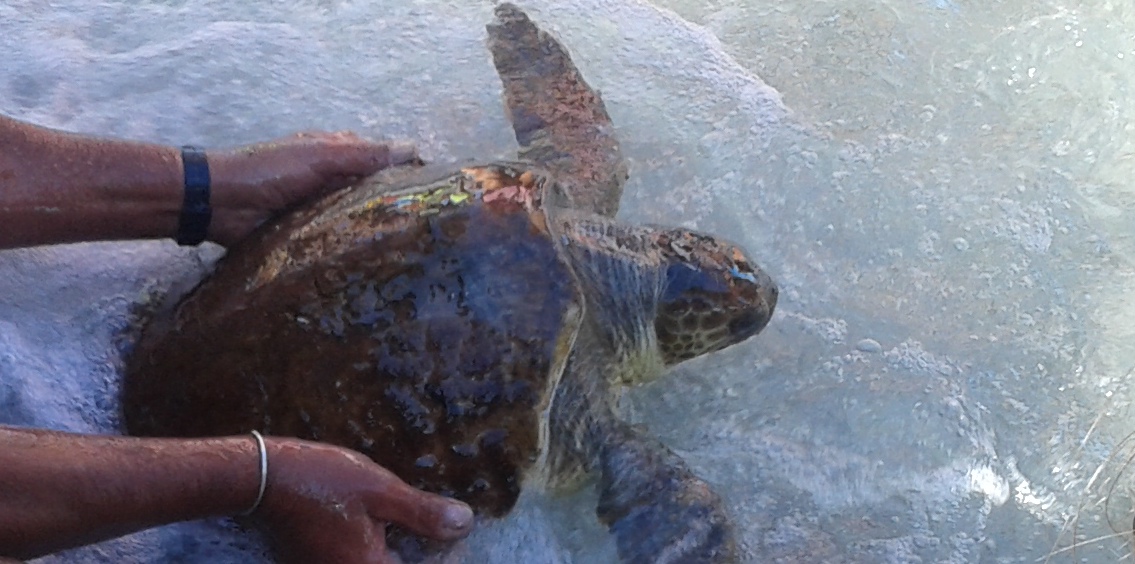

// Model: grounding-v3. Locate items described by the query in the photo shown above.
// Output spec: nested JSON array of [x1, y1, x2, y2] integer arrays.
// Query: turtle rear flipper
[[487, 3, 628, 218], [597, 421, 738, 564]]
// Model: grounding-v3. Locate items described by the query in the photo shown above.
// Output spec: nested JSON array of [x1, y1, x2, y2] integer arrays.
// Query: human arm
[[0, 115, 469, 562], [0, 113, 417, 248], [0, 426, 473, 563]]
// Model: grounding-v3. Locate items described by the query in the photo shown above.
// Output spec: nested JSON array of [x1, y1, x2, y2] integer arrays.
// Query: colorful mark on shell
[[358, 165, 542, 217], [729, 266, 758, 284], [368, 187, 464, 214]]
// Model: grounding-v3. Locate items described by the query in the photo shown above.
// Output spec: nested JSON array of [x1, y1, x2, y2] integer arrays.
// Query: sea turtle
[[123, 4, 777, 562]]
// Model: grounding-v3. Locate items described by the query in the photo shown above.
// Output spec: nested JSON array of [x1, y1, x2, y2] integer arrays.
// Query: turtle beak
[[726, 266, 777, 343]]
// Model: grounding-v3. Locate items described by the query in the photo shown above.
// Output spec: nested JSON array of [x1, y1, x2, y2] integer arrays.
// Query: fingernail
[[441, 501, 474, 535], [388, 141, 419, 165]]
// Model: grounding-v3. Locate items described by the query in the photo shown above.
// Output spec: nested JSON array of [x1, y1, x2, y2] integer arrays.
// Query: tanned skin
[[0, 114, 473, 563]]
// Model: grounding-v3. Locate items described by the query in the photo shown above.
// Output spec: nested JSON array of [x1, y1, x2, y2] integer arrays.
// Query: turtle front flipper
[[486, 3, 628, 218], [596, 421, 738, 563]]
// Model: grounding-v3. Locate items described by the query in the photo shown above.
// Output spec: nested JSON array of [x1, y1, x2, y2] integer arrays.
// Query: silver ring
[[241, 430, 268, 516]]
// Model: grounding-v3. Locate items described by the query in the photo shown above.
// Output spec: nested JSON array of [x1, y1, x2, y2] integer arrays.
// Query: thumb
[[365, 479, 475, 541], [311, 135, 419, 178]]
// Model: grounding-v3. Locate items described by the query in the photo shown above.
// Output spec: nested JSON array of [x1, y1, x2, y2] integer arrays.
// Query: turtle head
[[654, 229, 777, 366]]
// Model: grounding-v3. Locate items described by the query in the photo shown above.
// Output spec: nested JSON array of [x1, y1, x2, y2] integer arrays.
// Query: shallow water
[[2, 0, 1135, 562]]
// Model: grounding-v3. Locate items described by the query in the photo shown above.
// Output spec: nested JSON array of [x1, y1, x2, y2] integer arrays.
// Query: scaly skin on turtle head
[[487, 3, 628, 218], [653, 228, 778, 365], [548, 215, 777, 384]]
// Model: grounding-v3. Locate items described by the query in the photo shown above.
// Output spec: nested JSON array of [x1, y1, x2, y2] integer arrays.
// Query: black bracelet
[[177, 146, 212, 246]]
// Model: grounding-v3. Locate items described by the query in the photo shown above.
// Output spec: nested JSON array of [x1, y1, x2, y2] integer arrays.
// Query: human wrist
[[199, 435, 272, 519], [174, 146, 212, 246], [102, 435, 266, 522], [174, 146, 262, 246], [103, 435, 268, 522], [195, 148, 275, 246], [250, 436, 302, 521], [239, 431, 269, 516]]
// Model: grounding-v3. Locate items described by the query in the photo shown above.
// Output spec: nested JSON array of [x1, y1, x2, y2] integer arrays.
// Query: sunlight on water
[[2, 0, 1135, 562], [643, 0, 1135, 560]]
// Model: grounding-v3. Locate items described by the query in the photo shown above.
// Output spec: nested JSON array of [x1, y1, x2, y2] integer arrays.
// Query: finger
[[365, 478, 474, 541], [383, 140, 419, 167], [312, 139, 418, 178]]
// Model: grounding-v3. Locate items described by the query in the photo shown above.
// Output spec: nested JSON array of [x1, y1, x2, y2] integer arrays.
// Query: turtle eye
[[656, 263, 731, 365], [655, 237, 777, 366], [660, 263, 728, 305]]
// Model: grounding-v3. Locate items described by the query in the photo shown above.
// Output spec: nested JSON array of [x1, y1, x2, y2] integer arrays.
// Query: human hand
[[256, 437, 473, 564], [205, 131, 419, 246]]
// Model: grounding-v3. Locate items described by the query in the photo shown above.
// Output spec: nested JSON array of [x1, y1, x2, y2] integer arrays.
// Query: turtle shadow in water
[[120, 4, 778, 563]]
